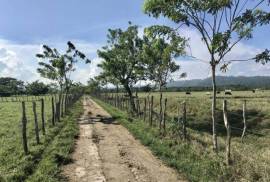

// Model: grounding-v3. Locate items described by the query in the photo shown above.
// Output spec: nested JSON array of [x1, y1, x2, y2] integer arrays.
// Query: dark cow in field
[[186, 91, 191, 95]]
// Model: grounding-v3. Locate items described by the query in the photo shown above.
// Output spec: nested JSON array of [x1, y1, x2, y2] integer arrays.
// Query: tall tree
[[143, 25, 187, 92], [144, 0, 270, 151], [0, 77, 24, 96], [97, 23, 145, 112], [36, 41, 90, 96], [25, 81, 49, 95]]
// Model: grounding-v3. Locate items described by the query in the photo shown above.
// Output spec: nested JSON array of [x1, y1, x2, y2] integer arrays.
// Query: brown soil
[[62, 96, 186, 182]]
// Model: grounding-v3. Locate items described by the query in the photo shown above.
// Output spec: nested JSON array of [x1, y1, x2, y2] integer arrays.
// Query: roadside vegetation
[[94, 98, 227, 182], [0, 98, 82, 181], [89, 1, 270, 181], [94, 90, 270, 181]]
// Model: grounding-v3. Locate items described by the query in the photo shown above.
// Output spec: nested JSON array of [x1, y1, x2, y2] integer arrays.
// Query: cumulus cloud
[[0, 42, 40, 82], [0, 39, 102, 84]]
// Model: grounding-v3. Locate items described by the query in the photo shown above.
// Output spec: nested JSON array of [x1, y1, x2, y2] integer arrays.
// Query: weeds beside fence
[[1, 93, 82, 155], [93, 92, 270, 181]]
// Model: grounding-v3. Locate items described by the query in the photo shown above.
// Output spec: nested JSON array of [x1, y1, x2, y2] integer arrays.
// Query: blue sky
[[0, 0, 270, 84]]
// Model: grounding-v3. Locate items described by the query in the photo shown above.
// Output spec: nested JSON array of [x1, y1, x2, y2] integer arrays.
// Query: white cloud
[[0, 28, 269, 86], [0, 39, 102, 84], [72, 57, 103, 84], [0, 42, 40, 82], [174, 28, 268, 80]]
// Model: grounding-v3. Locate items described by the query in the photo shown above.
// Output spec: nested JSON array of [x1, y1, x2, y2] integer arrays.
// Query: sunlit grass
[[102, 90, 270, 181], [0, 97, 82, 181]]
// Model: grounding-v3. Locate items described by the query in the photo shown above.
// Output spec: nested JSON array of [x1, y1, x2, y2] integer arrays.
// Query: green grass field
[[106, 90, 270, 181], [0, 96, 82, 181]]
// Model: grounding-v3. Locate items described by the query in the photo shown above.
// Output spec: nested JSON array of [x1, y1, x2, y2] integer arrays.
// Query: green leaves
[[98, 23, 145, 87], [143, 25, 186, 88], [144, 0, 270, 68], [255, 49, 270, 65], [36, 42, 90, 92]]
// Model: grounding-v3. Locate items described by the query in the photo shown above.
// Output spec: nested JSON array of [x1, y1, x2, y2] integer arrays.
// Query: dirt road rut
[[62, 96, 186, 182]]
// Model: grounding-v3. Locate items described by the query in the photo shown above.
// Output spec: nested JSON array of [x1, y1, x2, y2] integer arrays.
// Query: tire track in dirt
[[62, 96, 186, 182], [62, 96, 106, 182]]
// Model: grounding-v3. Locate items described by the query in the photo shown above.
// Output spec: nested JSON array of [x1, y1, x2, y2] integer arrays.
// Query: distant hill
[[167, 76, 270, 89]]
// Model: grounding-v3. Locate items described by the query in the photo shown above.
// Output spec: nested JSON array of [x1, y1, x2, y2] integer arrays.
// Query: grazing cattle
[[224, 90, 232, 95], [186, 91, 191, 95], [217, 91, 221, 94], [206, 92, 211, 96], [252, 89, 256, 93]]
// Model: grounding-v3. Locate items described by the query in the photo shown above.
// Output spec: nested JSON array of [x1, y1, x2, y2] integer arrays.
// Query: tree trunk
[[211, 64, 218, 152], [124, 84, 136, 114]]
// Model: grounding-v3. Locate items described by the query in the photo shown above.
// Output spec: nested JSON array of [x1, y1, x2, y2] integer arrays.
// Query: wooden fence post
[[177, 102, 181, 138], [241, 100, 247, 143], [51, 97, 55, 126], [143, 98, 147, 122], [148, 96, 150, 124], [21, 101, 28, 154], [182, 101, 187, 140], [159, 93, 163, 130], [150, 96, 153, 126], [223, 100, 231, 165], [32, 101, 40, 144], [137, 99, 140, 117], [57, 101, 61, 122], [162, 98, 167, 133], [41, 99, 46, 135], [61, 95, 64, 117]]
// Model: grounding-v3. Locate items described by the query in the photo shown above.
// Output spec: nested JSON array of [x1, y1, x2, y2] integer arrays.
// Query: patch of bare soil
[[62, 96, 186, 182]]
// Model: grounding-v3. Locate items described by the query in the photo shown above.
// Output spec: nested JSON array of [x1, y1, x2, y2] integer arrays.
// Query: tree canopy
[[36, 41, 90, 94], [143, 25, 187, 90], [143, 0, 270, 151], [0, 77, 24, 96], [25, 81, 49, 96], [97, 23, 145, 111]]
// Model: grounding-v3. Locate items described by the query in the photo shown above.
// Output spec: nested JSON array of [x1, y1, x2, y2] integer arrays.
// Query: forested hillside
[[168, 76, 270, 89]]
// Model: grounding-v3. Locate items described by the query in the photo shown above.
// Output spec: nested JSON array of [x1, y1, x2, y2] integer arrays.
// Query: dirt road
[[62, 96, 186, 182]]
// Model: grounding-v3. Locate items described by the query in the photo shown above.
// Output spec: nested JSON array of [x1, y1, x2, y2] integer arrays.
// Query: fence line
[[15, 93, 82, 155], [93, 92, 266, 137]]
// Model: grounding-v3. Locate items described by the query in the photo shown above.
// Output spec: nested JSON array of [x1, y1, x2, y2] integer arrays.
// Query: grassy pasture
[[0, 96, 81, 181], [109, 90, 270, 181]]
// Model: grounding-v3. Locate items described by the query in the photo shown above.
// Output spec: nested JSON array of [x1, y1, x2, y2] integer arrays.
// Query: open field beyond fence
[[95, 90, 270, 181]]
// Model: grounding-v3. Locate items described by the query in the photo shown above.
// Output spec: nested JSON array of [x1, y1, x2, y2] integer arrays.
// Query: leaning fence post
[[223, 100, 231, 165], [162, 98, 167, 133], [32, 101, 40, 144], [41, 99, 46, 135], [241, 100, 247, 143], [21, 101, 28, 154], [182, 101, 187, 140]]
